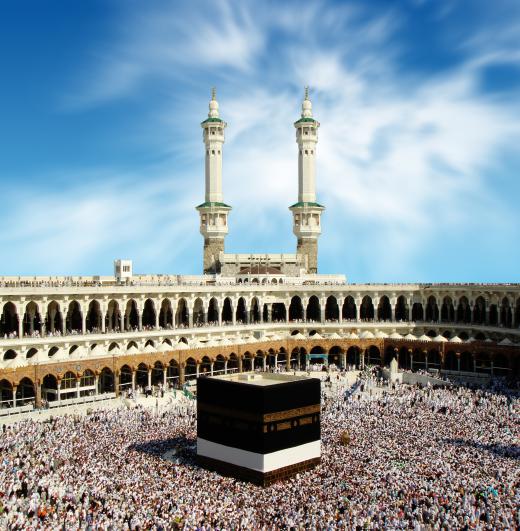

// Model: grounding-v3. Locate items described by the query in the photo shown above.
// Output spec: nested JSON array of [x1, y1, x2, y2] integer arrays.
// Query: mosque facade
[[0, 90, 519, 410]]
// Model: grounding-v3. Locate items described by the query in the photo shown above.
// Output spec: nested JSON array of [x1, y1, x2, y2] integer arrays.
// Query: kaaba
[[197, 373, 321, 486]]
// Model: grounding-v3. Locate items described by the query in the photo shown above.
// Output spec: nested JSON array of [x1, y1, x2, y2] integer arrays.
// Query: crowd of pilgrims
[[0, 376, 518, 529]]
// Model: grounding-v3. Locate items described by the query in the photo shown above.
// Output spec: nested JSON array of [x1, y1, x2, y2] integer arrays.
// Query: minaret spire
[[197, 89, 231, 274], [289, 87, 324, 274]]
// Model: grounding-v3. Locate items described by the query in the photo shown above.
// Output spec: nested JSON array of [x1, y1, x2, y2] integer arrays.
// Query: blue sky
[[1, 0, 519, 282]]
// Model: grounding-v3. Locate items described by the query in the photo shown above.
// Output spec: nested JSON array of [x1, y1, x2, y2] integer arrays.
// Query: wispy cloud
[[5, 0, 520, 281]]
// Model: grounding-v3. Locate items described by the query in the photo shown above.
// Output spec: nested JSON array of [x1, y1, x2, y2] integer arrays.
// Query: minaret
[[196, 88, 231, 274], [289, 87, 324, 274]]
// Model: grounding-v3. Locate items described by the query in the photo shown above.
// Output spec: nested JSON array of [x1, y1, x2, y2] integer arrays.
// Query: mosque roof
[[289, 201, 325, 209], [201, 117, 224, 124], [196, 201, 232, 209]]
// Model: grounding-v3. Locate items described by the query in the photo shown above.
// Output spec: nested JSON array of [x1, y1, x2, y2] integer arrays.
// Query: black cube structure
[[197, 373, 321, 486]]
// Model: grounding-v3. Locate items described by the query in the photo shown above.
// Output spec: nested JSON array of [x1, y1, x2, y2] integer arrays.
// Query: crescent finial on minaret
[[304, 86, 309, 100], [211, 87, 216, 101]]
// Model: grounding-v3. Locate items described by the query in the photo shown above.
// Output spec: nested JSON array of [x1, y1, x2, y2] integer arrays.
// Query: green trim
[[201, 117, 224, 124], [289, 201, 325, 209], [294, 117, 317, 125], [196, 201, 232, 209]]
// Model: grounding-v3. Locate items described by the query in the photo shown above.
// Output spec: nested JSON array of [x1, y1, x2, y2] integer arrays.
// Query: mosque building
[[0, 89, 518, 411]]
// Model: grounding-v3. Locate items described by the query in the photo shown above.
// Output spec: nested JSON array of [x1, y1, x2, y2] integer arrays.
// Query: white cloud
[[12, 0, 520, 280]]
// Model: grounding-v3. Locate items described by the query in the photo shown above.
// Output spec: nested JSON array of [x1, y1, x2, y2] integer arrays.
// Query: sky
[[0, 0, 519, 282]]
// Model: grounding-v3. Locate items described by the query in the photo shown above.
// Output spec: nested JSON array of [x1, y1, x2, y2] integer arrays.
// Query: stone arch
[[0, 302, 19, 337], [347, 346, 360, 367], [328, 345, 343, 367], [176, 298, 189, 327], [250, 297, 261, 323], [142, 299, 156, 329], [86, 300, 102, 332], [222, 298, 233, 323], [200, 356, 212, 376], [377, 296, 391, 321], [127, 340, 139, 351], [193, 298, 204, 325], [119, 365, 133, 390], [135, 362, 149, 388], [48, 346, 60, 358], [208, 297, 219, 324], [42, 374, 58, 402], [441, 296, 455, 322], [366, 345, 381, 366], [159, 298, 173, 329], [46, 300, 63, 334], [272, 303, 286, 322], [412, 302, 424, 321], [108, 341, 120, 352], [228, 353, 239, 372], [342, 296, 356, 320], [325, 296, 339, 321], [398, 347, 411, 369], [395, 295, 408, 321], [254, 349, 265, 370], [80, 369, 95, 394], [289, 296, 304, 322], [16, 377, 35, 405], [22, 301, 42, 336], [214, 354, 226, 375], [145, 339, 155, 348], [60, 370, 78, 398], [306, 296, 321, 322], [456, 296, 471, 324], [242, 352, 253, 372], [3, 349, 17, 361], [489, 304, 498, 326], [473, 296, 486, 324], [69, 344, 80, 356], [429, 349, 441, 370], [236, 297, 247, 324], [26, 347, 38, 359], [0, 379, 13, 407], [98, 367, 115, 393], [151, 360, 164, 385], [185, 357, 197, 380], [384, 345, 397, 366], [167, 359, 179, 386], [500, 297, 512, 328], [66, 300, 82, 333], [425, 296, 439, 322], [106, 300, 122, 332], [124, 299, 139, 331], [360, 296, 374, 321]]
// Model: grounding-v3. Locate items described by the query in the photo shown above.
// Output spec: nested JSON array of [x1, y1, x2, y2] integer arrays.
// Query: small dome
[[404, 333, 416, 340], [450, 335, 463, 343], [498, 337, 513, 345], [418, 334, 432, 342], [433, 335, 448, 343], [374, 330, 388, 339], [389, 332, 403, 339], [359, 330, 375, 339]]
